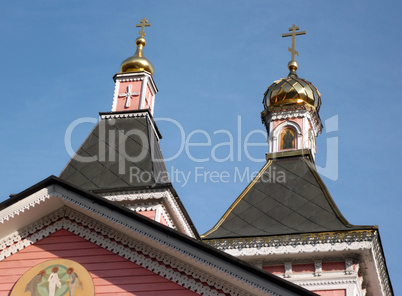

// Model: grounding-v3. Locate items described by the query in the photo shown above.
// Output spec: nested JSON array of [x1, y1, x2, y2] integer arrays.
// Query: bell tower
[[111, 18, 158, 114], [261, 24, 322, 159]]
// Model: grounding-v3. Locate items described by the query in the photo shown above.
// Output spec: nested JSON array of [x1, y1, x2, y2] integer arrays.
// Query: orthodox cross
[[136, 18, 151, 38], [118, 84, 139, 108], [282, 24, 306, 61]]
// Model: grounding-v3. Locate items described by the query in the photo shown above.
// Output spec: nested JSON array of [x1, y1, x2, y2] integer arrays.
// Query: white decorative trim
[[371, 233, 392, 296], [314, 260, 322, 276], [125, 203, 174, 228], [345, 258, 353, 275], [111, 79, 121, 111], [100, 189, 196, 238], [205, 230, 392, 296], [0, 208, 276, 296], [294, 276, 365, 296], [210, 238, 374, 257], [111, 71, 158, 115], [0, 187, 294, 296], [112, 76, 144, 111], [265, 107, 322, 137], [284, 261, 292, 278], [0, 188, 52, 223], [0, 212, 222, 296], [101, 111, 148, 120], [100, 111, 160, 141], [154, 204, 162, 223]]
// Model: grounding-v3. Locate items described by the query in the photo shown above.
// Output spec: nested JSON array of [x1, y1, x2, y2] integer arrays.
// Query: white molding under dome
[[264, 107, 322, 137]]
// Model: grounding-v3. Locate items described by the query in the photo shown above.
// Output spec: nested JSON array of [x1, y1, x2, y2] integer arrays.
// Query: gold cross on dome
[[136, 18, 151, 38], [282, 24, 306, 61]]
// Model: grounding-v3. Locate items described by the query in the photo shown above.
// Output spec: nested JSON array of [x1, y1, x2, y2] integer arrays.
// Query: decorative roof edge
[[99, 109, 162, 139], [0, 176, 318, 296], [203, 228, 393, 296]]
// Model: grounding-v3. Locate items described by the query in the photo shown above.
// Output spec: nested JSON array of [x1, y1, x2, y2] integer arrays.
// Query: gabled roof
[[202, 150, 375, 239], [0, 175, 318, 296], [60, 110, 169, 191]]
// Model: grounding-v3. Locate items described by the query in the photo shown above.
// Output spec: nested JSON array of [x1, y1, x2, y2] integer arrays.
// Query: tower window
[[280, 128, 296, 150]]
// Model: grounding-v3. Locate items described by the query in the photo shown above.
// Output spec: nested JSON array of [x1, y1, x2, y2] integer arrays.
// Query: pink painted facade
[[0, 229, 199, 296], [271, 117, 304, 131], [262, 265, 284, 275], [137, 210, 169, 227], [292, 263, 315, 273], [312, 290, 346, 296], [114, 79, 155, 114], [263, 262, 349, 295], [322, 262, 345, 272], [159, 213, 168, 226], [138, 210, 156, 220], [116, 81, 142, 112]]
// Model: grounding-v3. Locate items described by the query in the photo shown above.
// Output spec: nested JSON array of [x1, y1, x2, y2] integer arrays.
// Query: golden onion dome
[[120, 37, 154, 75], [263, 61, 321, 111]]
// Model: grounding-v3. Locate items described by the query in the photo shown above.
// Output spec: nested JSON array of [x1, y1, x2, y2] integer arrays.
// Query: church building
[[0, 19, 392, 296]]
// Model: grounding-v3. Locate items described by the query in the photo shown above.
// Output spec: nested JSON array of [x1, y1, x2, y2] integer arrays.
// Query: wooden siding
[[312, 290, 346, 296], [322, 262, 345, 272], [292, 263, 315, 273], [138, 210, 155, 220], [262, 265, 285, 275], [0, 229, 199, 295]]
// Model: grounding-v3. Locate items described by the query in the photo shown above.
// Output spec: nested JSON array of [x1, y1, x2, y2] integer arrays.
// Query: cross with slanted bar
[[118, 84, 139, 108], [282, 24, 306, 61], [136, 18, 151, 38]]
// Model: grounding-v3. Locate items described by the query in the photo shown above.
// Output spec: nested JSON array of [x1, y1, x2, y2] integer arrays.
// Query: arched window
[[280, 128, 296, 150]]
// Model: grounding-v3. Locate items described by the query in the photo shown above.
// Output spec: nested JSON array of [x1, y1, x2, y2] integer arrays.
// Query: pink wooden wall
[[0, 229, 199, 296], [312, 290, 346, 296], [138, 210, 155, 220], [263, 263, 348, 296]]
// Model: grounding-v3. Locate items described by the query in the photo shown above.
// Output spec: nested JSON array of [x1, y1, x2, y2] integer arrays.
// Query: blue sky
[[1, 0, 401, 293]]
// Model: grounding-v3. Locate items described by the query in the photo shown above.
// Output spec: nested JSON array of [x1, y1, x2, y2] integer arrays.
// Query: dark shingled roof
[[60, 111, 170, 191], [202, 150, 375, 239]]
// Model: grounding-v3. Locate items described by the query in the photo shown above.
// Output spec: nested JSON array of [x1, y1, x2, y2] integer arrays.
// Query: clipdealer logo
[[64, 115, 339, 186]]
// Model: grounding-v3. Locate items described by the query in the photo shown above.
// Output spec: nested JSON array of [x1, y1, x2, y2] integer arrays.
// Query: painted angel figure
[[48, 266, 62, 296], [66, 267, 82, 296], [25, 270, 46, 296]]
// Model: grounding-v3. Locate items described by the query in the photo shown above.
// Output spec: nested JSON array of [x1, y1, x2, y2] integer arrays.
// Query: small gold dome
[[263, 69, 321, 111], [120, 37, 154, 75]]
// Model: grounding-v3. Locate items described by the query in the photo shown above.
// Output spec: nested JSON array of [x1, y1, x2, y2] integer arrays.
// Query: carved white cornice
[[205, 230, 392, 296], [205, 231, 376, 252], [100, 111, 148, 119], [371, 234, 392, 296], [114, 72, 157, 96], [100, 111, 160, 141], [125, 203, 174, 229], [0, 207, 271, 296], [265, 108, 322, 136], [0, 187, 294, 295], [100, 189, 196, 238]]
